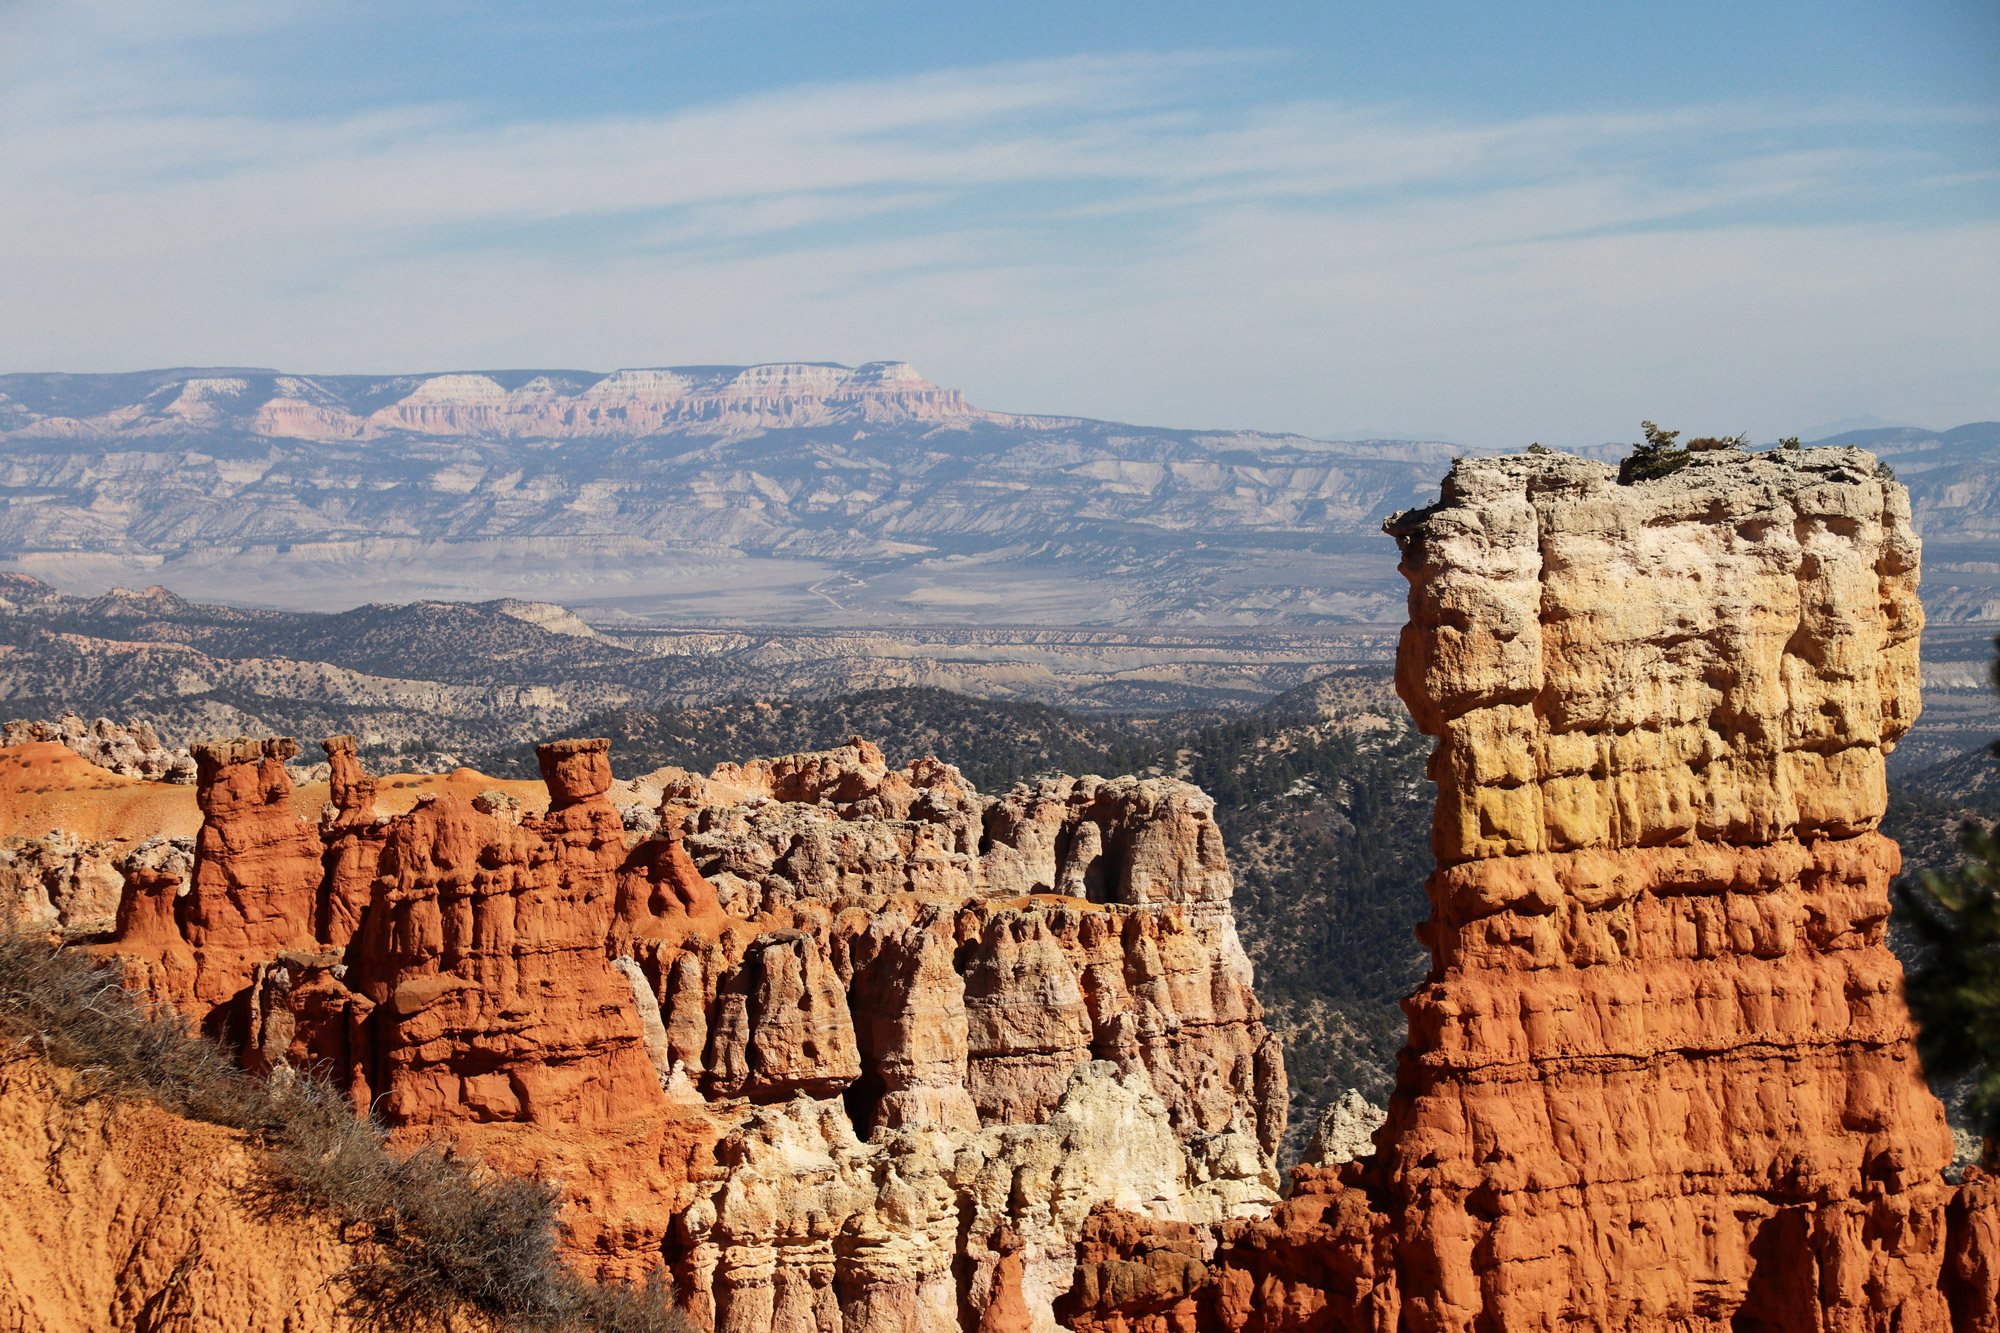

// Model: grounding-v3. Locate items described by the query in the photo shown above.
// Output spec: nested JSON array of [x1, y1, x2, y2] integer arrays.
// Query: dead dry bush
[[0, 931, 685, 1333]]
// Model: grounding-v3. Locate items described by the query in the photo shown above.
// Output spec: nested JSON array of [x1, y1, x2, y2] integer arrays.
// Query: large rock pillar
[[1375, 446, 1953, 1331]]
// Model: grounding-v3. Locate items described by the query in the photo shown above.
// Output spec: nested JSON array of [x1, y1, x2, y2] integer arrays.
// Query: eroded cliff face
[[1375, 446, 1960, 1329], [1, 712, 197, 784], [95, 730, 1286, 1330], [1062, 446, 1999, 1333]]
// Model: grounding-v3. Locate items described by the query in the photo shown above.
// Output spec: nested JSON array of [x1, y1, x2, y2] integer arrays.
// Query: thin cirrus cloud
[[0, 32, 1993, 445]]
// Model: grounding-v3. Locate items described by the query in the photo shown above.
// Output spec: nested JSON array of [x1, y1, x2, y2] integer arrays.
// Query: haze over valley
[[4, 364, 1996, 629]]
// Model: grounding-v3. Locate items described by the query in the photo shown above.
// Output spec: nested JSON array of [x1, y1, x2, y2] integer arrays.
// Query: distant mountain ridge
[[0, 362, 1465, 624], [0, 364, 1991, 625], [0, 361, 992, 443]]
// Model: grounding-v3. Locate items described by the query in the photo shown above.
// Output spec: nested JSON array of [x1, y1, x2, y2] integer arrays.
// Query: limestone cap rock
[[1381, 442, 1923, 861], [190, 736, 301, 776], [536, 736, 613, 806]]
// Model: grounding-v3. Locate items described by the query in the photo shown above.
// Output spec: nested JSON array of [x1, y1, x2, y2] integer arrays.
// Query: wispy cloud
[[0, 3, 1993, 444]]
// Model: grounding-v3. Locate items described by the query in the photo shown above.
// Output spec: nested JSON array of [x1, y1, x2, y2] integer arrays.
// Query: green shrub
[[1894, 636, 2000, 1166], [1618, 421, 1690, 483]]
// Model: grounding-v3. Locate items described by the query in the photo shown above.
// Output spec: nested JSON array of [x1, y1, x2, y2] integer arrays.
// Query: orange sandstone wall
[[1069, 446, 2000, 1333]]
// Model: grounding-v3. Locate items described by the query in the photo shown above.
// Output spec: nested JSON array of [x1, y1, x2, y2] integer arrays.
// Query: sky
[[0, 0, 1995, 447]]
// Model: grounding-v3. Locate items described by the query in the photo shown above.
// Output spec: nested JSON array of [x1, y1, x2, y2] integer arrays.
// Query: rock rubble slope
[[93, 730, 1286, 1332], [1064, 445, 2000, 1332]]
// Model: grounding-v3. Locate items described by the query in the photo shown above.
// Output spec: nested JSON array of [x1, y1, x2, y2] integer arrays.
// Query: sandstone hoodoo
[[1368, 445, 1972, 1329], [96, 731, 1287, 1329], [1063, 444, 2000, 1331]]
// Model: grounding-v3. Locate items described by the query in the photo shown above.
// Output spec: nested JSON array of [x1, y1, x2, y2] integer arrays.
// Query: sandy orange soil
[[0, 742, 549, 843], [0, 743, 199, 841]]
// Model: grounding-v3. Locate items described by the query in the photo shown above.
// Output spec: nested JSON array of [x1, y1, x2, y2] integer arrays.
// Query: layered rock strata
[[1372, 446, 1980, 1330], [99, 731, 1287, 1329], [1071, 446, 2000, 1332]]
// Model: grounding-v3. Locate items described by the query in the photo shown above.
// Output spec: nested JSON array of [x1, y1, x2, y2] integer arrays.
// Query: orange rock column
[[177, 737, 327, 1032], [1376, 448, 1955, 1332], [318, 734, 384, 947], [347, 738, 670, 1128]]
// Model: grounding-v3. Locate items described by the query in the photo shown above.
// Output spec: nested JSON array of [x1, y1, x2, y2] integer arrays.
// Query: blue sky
[[0, 0, 1994, 446]]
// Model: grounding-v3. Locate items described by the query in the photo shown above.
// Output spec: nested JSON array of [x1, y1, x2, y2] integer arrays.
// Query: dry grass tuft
[[0, 931, 685, 1333]]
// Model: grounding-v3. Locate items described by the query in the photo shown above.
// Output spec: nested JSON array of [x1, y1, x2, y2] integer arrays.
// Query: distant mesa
[[0, 361, 989, 443]]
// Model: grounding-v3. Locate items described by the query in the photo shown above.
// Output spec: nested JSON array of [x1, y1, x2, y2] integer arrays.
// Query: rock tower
[[1378, 446, 1957, 1329], [1067, 446, 1998, 1333]]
